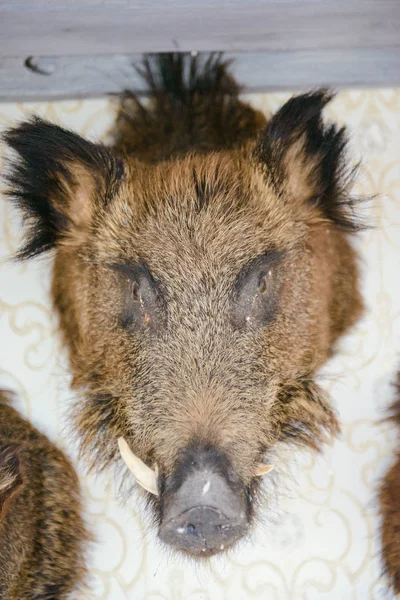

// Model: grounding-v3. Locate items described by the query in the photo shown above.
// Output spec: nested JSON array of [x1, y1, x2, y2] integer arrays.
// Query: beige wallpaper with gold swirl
[[1, 90, 400, 599]]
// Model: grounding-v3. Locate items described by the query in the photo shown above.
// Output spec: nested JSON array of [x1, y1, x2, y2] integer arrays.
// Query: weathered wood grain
[[0, 1, 398, 100], [0, 1, 399, 57], [0, 48, 399, 103]]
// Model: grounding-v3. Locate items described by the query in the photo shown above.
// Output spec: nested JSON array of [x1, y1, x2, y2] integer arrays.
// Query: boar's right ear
[[3, 117, 124, 259], [255, 90, 361, 231], [0, 443, 23, 521]]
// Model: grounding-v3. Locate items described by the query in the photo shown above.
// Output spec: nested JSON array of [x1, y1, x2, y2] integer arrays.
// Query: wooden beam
[[0, 1, 399, 57], [1, 49, 400, 103]]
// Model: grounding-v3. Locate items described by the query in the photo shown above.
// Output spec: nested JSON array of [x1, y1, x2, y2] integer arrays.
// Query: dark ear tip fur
[[2, 116, 54, 149], [264, 88, 336, 142], [2, 117, 72, 260], [258, 88, 367, 232], [2, 117, 124, 261], [282, 88, 335, 110]]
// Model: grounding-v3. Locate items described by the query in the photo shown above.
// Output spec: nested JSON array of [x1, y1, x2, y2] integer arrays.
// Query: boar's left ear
[[256, 90, 361, 230], [3, 117, 124, 259], [0, 443, 23, 521]]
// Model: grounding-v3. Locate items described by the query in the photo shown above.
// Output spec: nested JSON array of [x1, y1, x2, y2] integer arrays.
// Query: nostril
[[186, 523, 196, 535]]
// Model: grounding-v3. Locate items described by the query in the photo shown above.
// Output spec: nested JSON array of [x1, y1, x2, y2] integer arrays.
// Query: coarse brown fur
[[0, 390, 89, 599], [379, 374, 400, 595], [2, 53, 364, 553]]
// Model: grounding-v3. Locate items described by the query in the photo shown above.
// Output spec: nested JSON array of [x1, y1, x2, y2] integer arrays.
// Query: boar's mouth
[[119, 438, 274, 557]]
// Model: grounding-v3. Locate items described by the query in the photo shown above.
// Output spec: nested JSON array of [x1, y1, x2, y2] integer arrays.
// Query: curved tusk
[[118, 437, 159, 496], [255, 463, 275, 477]]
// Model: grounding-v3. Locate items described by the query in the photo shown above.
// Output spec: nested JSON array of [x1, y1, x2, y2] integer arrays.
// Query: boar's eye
[[231, 251, 283, 329], [110, 263, 164, 331]]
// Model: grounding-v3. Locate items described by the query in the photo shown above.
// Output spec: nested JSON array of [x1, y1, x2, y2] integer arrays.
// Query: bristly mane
[[112, 52, 266, 161]]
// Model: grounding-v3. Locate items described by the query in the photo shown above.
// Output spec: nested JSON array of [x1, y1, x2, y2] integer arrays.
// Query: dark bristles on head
[[112, 52, 267, 160], [136, 52, 239, 101]]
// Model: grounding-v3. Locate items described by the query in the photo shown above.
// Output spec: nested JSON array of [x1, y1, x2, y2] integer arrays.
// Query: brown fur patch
[[0, 443, 23, 522], [379, 375, 400, 594], [0, 390, 89, 599]]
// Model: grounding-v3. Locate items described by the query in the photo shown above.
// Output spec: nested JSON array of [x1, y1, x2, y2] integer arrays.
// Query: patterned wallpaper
[[1, 90, 400, 599]]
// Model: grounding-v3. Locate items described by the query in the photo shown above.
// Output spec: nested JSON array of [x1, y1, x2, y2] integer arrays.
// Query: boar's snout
[[159, 446, 248, 556]]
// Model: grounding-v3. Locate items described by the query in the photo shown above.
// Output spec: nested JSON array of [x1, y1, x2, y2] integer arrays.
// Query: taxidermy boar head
[[3, 54, 363, 556]]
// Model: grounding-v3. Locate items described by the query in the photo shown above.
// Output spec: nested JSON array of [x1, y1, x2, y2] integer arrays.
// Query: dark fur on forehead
[[2, 117, 124, 260], [257, 90, 363, 231]]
